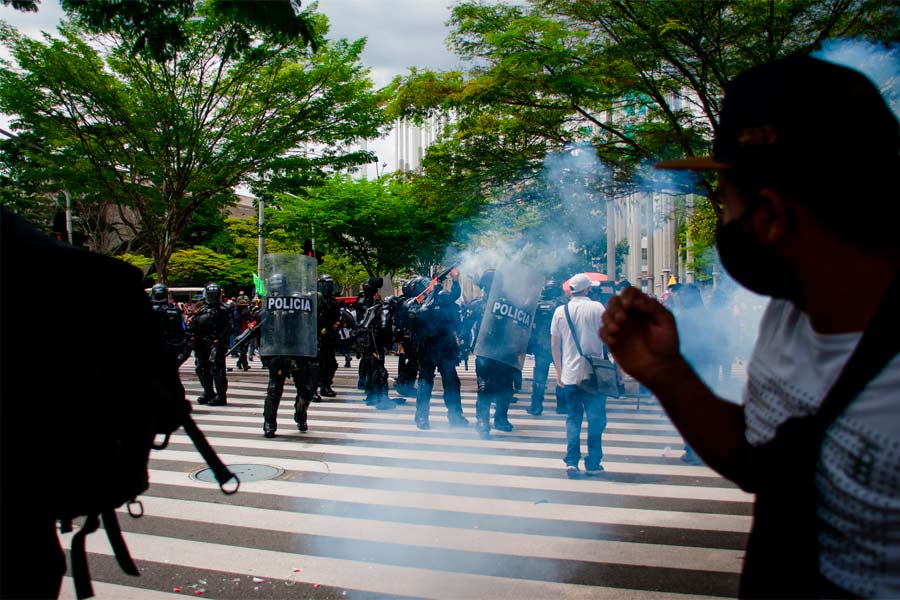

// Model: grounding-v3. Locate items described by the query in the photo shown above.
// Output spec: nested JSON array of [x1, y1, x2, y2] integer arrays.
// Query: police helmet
[[267, 273, 287, 296], [401, 278, 417, 298], [362, 276, 383, 297], [540, 280, 557, 301], [204, 283, 222, 305], [318, 274, 336, 298], [478, 269, 496, 294], [150, 283, 169, 304]]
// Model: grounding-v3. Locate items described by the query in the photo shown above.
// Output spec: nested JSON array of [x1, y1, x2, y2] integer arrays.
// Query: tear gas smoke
[[450, 142, 614, 294]]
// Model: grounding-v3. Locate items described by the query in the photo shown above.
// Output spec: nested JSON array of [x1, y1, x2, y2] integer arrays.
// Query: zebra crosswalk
[[60, 354, 750, 599]]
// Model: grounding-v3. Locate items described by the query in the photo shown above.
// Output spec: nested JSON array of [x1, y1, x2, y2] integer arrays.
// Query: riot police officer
[[394, 277, 426, 397], [356, 276, 403, 410], [259, 258, 319, 438], [527, 280, 566, 416], [150, 283, 188, 368], [354, 276, 381, 389], [185, 283, 231, 406], [465, 267, 542, 439], [317, 274, 341, 398], [413, 269, 469, 429]]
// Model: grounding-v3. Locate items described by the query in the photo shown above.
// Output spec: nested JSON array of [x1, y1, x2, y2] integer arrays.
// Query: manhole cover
[[192, 463, 283, 483]]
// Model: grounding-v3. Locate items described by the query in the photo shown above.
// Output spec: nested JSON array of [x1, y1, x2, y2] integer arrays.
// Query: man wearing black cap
[[601, 54, 900, 598]]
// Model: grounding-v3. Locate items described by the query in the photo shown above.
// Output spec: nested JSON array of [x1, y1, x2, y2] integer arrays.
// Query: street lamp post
[[257, 196, 265, 279]]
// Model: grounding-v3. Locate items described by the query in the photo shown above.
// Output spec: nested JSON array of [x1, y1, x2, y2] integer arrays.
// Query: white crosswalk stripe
[[61, 354, 750, 598]]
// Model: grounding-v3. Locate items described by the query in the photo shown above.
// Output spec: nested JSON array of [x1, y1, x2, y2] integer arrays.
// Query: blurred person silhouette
[[0, 208, 188, 598], [601, 55, 900, 598]]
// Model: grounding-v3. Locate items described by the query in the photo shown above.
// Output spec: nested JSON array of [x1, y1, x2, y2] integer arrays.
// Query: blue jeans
[[562, 385, 607, 470]]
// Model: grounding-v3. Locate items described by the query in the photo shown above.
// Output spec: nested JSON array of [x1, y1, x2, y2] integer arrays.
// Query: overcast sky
[[0, 0, 465, 176]]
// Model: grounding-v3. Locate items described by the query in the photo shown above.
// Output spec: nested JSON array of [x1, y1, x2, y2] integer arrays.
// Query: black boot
[[263, 422, 276, 438], [448, 413, 470, 428], [493, 418, 514, 432], [320, 386, 337, 397]]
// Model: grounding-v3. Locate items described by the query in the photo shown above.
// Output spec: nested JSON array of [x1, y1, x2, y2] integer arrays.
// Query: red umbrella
[[562, 272, 609, 294]]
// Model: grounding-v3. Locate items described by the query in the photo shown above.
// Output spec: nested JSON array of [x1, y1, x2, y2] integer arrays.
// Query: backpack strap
[[70, 513, 99, 600], [811, 272, 900, 431], [563, 302, 609, 364], [181, 415, 240, 494], [102, 509, 139, 577], [69, 510, 142, 600]]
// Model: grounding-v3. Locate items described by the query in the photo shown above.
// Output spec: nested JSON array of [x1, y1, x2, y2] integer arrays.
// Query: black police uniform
[[260, 275, 318, 437], [262, 355, 317, 437], [357, 289, 404, 410], [394, 277, 426, 396], [413, 279, 469, 429], [527, 284, 567, 416], [317, 276, 341, 397], [150, 284, 188, 368], [185, 285, 231, 406], [354, 278, 379, 389]]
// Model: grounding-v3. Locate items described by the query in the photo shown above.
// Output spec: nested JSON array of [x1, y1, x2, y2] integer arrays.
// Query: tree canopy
[[386, 0, 899, 263], [0, 11, 385, 282], [1, 0, 319, 60], [267, 174, 470, 278]]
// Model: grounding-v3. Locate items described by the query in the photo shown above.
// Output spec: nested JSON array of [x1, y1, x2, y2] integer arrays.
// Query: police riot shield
[[473, 264, 543, 370], [260, 253, 318, 357]]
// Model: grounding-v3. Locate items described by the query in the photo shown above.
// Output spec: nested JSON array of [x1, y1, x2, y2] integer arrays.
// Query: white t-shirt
[[550, 296, 605, 386], [744, 299, 900, 597]]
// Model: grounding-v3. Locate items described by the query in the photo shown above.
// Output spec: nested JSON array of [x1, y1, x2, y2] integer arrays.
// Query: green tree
[[0, 13, 384, 282], [2, 0, 318, 60], [165, 246, 255, 292], [269, 174, 466, 277]]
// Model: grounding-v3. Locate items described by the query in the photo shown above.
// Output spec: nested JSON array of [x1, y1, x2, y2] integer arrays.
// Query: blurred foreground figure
[[0, 209, 187, 598], [602, 55, 900, 598]]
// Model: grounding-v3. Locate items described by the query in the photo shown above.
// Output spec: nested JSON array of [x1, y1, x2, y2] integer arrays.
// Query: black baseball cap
[[655, 54, 900, 174]]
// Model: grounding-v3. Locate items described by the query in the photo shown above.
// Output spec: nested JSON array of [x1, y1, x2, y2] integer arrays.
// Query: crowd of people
[[150, 260, 751, 477]]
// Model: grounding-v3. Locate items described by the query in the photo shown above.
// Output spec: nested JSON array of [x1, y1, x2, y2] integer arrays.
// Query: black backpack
[[1, 210, 239, 600]]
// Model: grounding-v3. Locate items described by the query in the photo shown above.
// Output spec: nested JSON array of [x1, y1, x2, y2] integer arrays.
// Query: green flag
[[253, 273, 266, 296]]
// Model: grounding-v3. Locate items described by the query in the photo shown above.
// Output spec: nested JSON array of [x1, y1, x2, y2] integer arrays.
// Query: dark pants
[[263, 356, 317, 433], [475, 357, 517, 432], [194, 343, 228, 402], [339, 336, 351, 365], [561, 385, 607, 470], [530, 349, 567, 413], [361, 348, 392, 407], [396, 335, 419, 393], [318, 334, 338, 389], [236, 343, 249, 370], [416, 346, 464, 422]]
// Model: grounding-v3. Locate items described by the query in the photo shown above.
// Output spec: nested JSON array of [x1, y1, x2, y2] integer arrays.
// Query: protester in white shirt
[[550, 273, 608, 478]]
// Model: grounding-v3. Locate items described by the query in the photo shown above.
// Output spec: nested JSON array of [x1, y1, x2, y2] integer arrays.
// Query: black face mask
[[715, 208, 801, 302]]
